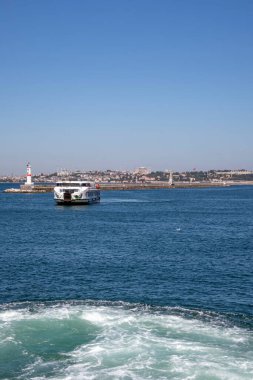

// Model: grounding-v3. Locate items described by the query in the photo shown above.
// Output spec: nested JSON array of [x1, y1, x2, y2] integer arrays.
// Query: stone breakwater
[[3, 181, 253, 193], [2, 181, 238, 193], [4, 186, 53, 193], [100, 182, 230, 190]]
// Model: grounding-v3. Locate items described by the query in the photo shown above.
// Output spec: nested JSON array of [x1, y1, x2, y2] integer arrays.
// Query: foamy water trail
[[0, 301, 252, 379]]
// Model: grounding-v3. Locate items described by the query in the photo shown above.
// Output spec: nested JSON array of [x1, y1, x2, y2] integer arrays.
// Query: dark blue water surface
[[1, 184, 252, 316]]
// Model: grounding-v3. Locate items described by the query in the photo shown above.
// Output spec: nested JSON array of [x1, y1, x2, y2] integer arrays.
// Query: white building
[[133, 167, 151, 175], [57, 169, 70, 177]]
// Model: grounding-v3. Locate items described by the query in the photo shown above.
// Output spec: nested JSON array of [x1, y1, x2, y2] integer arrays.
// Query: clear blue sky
[[0, 0, 252, 175]]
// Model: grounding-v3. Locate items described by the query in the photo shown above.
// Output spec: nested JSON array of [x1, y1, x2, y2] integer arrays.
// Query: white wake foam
[[0, 302, 252, 380]]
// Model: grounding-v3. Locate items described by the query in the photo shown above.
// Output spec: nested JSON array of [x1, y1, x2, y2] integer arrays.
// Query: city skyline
[[1, 163, 253, 178], [1, 0, 252, 174]]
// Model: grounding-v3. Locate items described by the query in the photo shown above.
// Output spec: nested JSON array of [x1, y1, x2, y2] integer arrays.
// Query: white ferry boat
[[54, 181, 100, 205]]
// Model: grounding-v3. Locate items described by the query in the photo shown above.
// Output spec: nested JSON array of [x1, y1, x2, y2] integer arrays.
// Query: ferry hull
[[55, 198, 100, 205]]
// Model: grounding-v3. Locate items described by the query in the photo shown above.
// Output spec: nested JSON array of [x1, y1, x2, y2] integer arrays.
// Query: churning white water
[[0, 301, 252, 379]]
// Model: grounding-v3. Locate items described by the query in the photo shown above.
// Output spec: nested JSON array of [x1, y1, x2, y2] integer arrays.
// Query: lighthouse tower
[[169, 170, 173, 186], [26, 162, 33, 185], [20, 162, 34, 191]]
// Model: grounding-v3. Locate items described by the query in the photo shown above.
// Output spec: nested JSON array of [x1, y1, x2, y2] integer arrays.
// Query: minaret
[[26, 162, 33, 185]]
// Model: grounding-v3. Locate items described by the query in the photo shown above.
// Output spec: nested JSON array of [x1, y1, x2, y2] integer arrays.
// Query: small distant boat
[[54, 181, 100, 205]]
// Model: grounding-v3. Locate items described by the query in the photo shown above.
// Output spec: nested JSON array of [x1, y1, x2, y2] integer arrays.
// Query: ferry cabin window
[[56, 183, 91, 187], [57, 183, 81, 187]]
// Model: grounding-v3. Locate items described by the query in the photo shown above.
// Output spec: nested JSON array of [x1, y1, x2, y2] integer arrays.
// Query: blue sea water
[[0, 184, 253, 379]]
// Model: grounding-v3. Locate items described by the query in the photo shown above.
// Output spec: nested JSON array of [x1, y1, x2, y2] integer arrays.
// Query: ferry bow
[[54, 181, 100, 205]]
